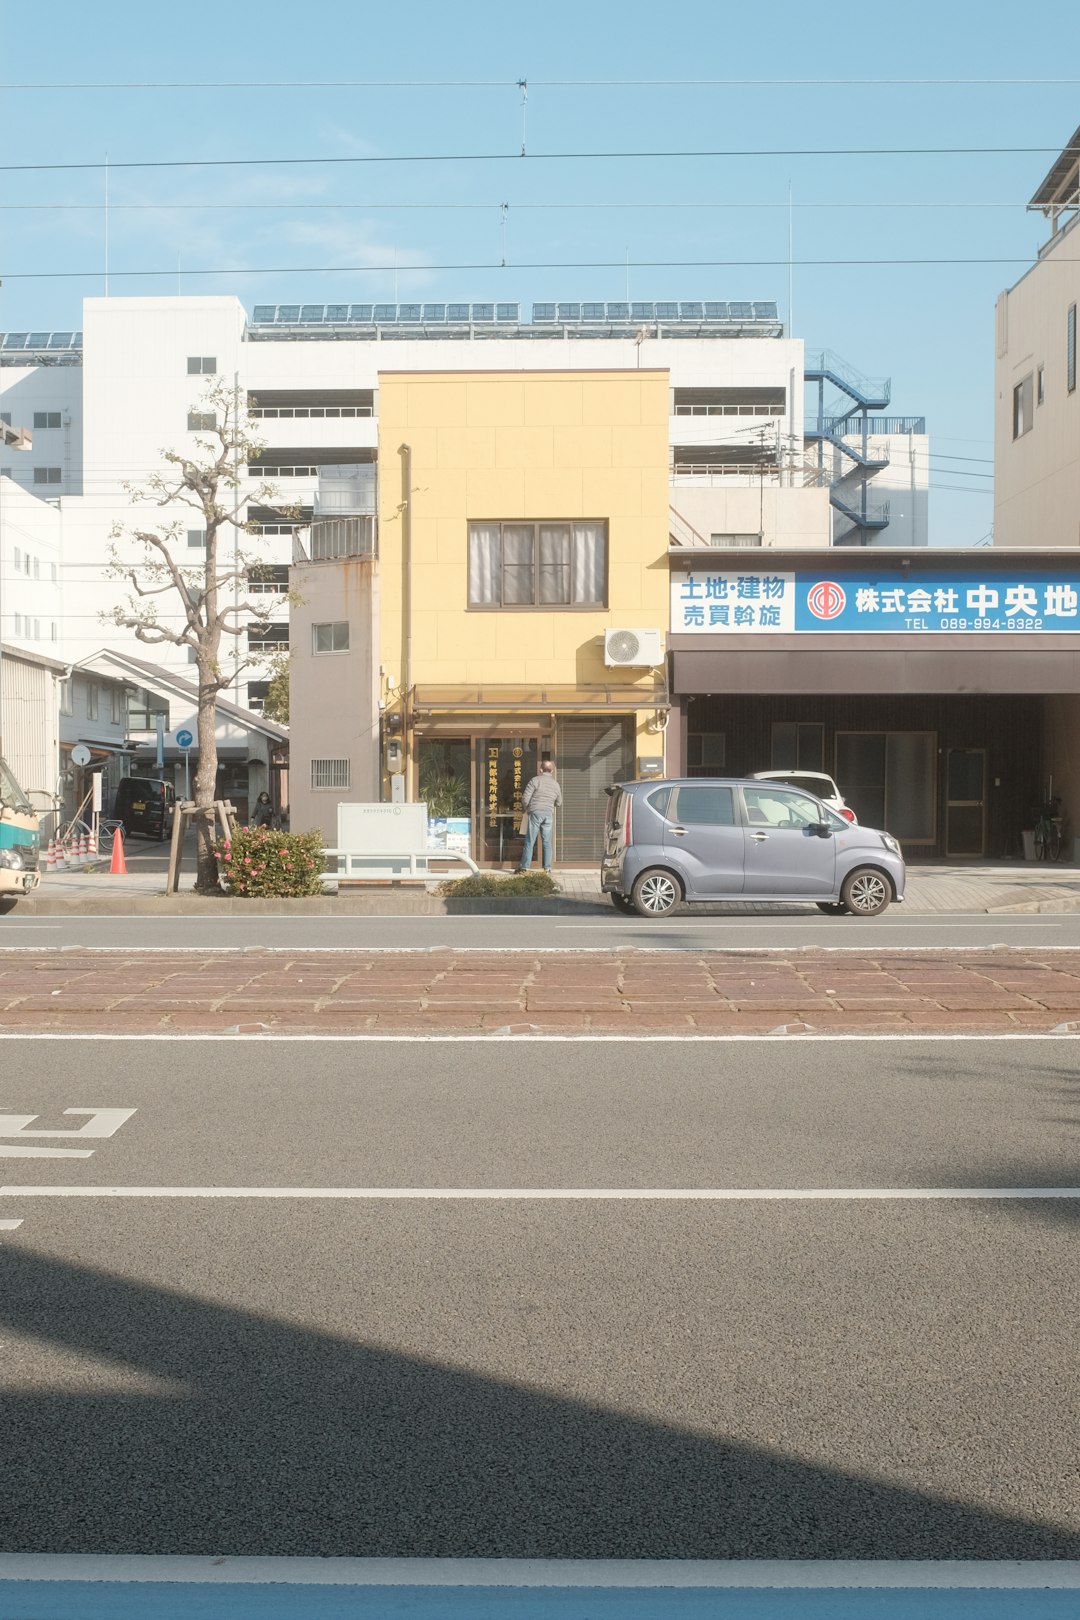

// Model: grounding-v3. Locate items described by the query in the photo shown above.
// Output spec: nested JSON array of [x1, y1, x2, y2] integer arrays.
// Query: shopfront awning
[[670, 636, 1080, 696], [412, 683, 666, 714]]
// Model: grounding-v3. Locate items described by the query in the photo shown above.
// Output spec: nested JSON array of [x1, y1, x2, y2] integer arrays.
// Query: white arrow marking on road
[[0, 1145, 95, 1160], [0, 1108, 136, 1160], [0, 1108, 137, 1139]]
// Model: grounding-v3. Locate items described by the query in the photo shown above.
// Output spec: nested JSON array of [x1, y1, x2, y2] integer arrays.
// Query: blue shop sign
[[670, 570, 1080, 634]]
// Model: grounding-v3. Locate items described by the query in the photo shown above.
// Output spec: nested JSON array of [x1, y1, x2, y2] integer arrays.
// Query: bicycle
[[1033, 796, 1065, 862]]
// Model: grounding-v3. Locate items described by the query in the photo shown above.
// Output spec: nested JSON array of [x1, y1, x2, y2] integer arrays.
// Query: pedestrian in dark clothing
[[253, 791, 275, 829]]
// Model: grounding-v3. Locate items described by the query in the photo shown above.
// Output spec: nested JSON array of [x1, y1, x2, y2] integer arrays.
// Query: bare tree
[[106, 383, 293, 891]]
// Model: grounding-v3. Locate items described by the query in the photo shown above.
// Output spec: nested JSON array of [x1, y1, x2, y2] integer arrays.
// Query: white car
[[747, 770, 857, 823]]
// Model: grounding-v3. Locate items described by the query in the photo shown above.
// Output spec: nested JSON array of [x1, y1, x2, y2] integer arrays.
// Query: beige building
[[289, 367, 672, 861], [994, 124, 1080, 548]]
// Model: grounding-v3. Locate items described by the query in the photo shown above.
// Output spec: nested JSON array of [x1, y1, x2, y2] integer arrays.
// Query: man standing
[[518, 759, 561, 873]]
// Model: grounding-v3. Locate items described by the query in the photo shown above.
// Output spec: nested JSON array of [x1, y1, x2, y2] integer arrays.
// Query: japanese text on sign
[[671, 572, 1080, 634]]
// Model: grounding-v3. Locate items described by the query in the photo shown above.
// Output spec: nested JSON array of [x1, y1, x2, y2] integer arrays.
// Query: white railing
[[249, 405, 373, 419], [673, 405, 785, 418]]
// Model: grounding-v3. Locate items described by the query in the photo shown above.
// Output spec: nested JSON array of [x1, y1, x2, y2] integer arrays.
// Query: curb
[[7, 892, 613, 919]]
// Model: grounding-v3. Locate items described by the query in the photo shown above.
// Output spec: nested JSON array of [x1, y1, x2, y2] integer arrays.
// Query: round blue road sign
[[176, 729, 194, 749]]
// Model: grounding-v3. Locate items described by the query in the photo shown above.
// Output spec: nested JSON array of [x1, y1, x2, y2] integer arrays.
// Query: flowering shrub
[[212, 825, 326, 898]]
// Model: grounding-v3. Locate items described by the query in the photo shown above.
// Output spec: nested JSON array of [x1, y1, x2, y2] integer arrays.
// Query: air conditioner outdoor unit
[[604, 627, 663, 667]]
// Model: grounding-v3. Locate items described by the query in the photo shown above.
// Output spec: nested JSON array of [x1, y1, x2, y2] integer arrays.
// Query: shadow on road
[[1, 1243, 1077, 1558]]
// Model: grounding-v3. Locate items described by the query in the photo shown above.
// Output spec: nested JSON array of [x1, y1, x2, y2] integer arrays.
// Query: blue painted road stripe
[[0, 1580, 1078, 1618], [1, 1563, 1079, 1620]]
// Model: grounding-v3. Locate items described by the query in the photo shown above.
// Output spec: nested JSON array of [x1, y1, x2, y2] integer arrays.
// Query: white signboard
[[337, 802, 428, 854]]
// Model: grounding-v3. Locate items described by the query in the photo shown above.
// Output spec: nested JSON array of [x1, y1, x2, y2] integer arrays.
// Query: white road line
[[0, 1031, 1076, 1043], [4, 1185, 1079, 1201], [0, 1555, 1077, 1589], [0, 1219, 23, 1230]]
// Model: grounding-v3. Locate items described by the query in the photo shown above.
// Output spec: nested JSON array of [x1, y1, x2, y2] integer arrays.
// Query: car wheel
[[631, 868, 681, 917], [840, 867, 892, 917], [816, 901, 849, 915], [610, 893, 637, 914]]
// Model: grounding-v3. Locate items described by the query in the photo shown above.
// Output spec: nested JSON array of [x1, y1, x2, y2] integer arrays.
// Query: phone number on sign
[[936, 617, 1045, 630]]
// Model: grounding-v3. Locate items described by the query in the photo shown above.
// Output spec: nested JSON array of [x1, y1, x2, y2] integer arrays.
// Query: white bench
[[321, 848, 480, 886]]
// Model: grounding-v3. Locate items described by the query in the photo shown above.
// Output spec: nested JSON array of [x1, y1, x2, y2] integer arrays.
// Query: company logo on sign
[[671, 570, 1080, 635], [806, 581, 846, 620]]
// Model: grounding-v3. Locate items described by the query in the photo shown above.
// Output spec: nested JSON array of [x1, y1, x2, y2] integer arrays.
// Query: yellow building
[[376, 368, 670, 865]]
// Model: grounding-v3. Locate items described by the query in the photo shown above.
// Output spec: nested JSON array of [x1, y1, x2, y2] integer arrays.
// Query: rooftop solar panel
[[48, 333, 74, 347], [348, 305, 373, 322], [1, 334, 28, 347], [680, 302, 703, 319], [582, 302, 605, 320], [631, 303, 653, 320], [496, 303, 519, 321], [423, 304, 447, 321], [325, 304, 348, 321], [471, 303, 494, 321], [300, 305, 325, 322], [606, 303, 630, 320], [252, 306, 276, 323], [399, 304, 422, 321], [277, 306, 301, 322], [374, 304, 397, 321], [654, 303, 677, 320], [28, 333, 50, 347], [557, 303, 581, 321], [532, 303, 556, 321], [729, 302, 753, 318], [447, 304, 470, 321], [753, 302, 779, 319], [704, 302, 729, 319]]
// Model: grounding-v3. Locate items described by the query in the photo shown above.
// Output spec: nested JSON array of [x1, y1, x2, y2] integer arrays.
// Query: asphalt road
[[2, 1037, 1080, 1561], [4, 910, 1080, 950]]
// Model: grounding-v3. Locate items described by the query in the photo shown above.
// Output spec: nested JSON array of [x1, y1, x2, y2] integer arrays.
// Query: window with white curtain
[[467, 521, 607, 608]]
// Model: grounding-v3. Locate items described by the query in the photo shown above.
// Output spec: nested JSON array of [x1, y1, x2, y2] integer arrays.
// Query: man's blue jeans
[[519, 810, 554, 871]]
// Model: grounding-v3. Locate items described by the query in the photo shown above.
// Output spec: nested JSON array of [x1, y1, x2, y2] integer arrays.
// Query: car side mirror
[[812, 821, 832, 838]]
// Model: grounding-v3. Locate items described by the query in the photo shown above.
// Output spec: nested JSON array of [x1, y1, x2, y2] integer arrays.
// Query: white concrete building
[[994, 124, 1080, 549], [0, 295, 932, 693]]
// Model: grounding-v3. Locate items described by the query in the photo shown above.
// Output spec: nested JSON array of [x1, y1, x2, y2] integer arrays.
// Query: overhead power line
[[1, 77, 1079, 89], [0, 200, 1031, 212], [0, 255, 1064, 280], [0, 144, 1075, 175]]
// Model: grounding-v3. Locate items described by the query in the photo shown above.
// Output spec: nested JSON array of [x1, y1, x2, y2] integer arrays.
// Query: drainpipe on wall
[[398, 442, 412, 798]]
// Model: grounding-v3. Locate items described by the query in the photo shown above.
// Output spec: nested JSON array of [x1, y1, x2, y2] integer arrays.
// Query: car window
[[766, 773, 836, 798], [673, 785, 735, 826], [646, 786, 674, 819], [744, 786, 824, 829]]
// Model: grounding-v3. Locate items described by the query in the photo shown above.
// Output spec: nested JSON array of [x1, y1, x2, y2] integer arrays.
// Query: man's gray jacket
[[522, 773, 562, 814]]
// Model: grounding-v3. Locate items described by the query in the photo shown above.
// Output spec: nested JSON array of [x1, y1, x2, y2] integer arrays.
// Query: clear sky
[[2, 0, 1078, 545]]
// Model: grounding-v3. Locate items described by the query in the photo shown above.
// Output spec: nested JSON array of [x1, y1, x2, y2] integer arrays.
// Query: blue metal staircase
[[804, 351, 893, 545]]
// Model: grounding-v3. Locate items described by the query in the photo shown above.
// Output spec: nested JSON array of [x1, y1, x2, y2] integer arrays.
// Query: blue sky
[[2, 0, 1078, 545]]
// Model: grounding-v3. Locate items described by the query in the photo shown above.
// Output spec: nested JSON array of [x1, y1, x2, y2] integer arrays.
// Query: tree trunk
[[193, 671, 220, 893]]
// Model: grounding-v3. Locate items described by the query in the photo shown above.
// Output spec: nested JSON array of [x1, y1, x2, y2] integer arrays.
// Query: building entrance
[[946, 748, 987, 857]]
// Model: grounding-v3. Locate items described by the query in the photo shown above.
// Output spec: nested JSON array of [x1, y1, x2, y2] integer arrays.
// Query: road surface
[[3, 1036, 1079, 1566]]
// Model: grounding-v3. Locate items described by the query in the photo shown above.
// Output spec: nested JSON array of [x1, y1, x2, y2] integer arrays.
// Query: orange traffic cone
[[46, 838, 57, 872], [110, 827, 128, 876]]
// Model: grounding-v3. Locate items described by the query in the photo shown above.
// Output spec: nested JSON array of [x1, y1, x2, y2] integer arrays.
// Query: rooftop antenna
[[518, 78, 527, 156], [625, 248, 630, 304], [104, 152, 110, 296]]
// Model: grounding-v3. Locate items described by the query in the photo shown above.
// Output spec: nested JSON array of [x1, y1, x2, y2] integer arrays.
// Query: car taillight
[[625, 795, 633, 844], [840, 807, 857, 823]]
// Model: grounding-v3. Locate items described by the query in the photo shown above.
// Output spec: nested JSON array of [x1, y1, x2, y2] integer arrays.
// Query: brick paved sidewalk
[[3, 948, 1080, 1034]]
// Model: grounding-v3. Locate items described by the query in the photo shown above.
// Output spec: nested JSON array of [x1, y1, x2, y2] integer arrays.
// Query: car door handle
[[671, 826, 688, 836], [750, 831, 769, 841]]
